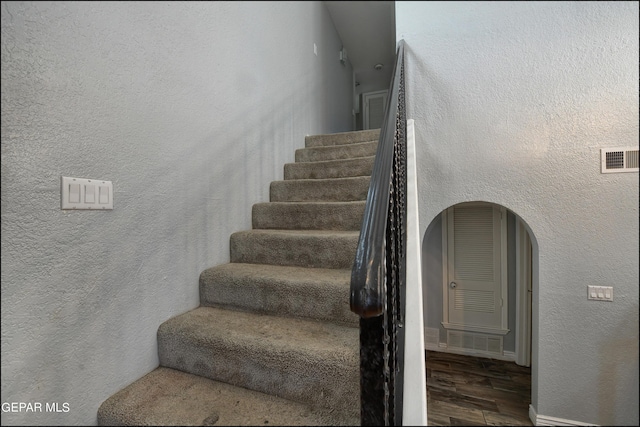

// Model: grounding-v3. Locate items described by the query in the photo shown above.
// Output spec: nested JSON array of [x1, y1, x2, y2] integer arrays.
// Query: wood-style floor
[[426, 350, 533, 426]]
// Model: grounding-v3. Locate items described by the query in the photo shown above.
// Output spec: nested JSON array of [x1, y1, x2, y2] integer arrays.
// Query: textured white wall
[[0, 1, 353, 425], [397, 1, 639, 425]]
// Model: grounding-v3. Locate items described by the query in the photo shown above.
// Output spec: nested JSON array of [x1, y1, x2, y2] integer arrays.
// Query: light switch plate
[[61, 176, 113, 210], [587, 285, 613, 302]]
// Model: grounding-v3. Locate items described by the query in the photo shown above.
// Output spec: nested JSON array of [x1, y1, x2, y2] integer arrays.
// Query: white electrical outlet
[[61, 176, 113, 210], [587, 285, 613, 302]]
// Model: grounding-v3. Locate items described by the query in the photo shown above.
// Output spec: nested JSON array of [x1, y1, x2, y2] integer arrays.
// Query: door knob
[[449, 281, 457, 289]]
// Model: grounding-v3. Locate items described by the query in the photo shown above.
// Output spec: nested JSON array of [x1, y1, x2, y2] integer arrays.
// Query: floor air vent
[[601, 147, 639, 173]]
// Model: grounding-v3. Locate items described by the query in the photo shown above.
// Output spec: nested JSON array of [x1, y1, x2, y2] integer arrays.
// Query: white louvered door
[[446, 203, 506, 331]]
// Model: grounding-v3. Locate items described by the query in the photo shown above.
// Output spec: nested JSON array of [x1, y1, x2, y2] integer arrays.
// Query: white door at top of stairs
[[362, 90, 388, 130]]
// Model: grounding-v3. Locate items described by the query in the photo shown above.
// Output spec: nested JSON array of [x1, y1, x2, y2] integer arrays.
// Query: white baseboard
[[529, 404, 598, 426], [503, 350, 516, 361], [425, 343, 516, 362], [424, 342, 445, 352]]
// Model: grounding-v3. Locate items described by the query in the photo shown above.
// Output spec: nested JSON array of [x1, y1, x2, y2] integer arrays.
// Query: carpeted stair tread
[[157, 306, 359, 417], [199, 263, 358, 325], [97, 366, 357, 426], [284, 155, 375, 180], [230, 229, 359, 269], [252, 201, 365, 230], [295, 140, 378, 162], [270, 176, 370, 202], [305, 128, 380, 147]]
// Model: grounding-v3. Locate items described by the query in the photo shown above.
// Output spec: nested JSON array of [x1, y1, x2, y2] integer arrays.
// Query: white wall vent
[[447, 330, 503, 356], [601, 147, 639, 173]]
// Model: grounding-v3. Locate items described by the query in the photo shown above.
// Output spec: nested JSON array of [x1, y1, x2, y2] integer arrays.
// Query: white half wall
[[403, 119, 428, 426], [397, 1, 639, 426], [1, 1, 353, 425]]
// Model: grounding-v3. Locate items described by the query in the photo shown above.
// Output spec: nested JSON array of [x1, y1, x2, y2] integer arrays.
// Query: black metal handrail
[[350, 40, 407, 426]]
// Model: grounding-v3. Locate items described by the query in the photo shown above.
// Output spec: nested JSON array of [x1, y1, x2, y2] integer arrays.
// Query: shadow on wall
[[598, 305, 640, 425]]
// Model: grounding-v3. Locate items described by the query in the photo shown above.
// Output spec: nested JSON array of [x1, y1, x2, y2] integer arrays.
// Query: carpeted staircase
[[98, 129, 380, 426]]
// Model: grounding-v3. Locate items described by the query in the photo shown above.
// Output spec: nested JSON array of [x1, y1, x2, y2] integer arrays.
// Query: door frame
[[515, 217, 532, 366]]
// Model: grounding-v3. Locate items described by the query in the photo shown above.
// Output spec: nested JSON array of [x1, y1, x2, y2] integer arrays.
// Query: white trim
[[424, 342, 445, 352], [441, 322, 510, 336], [499, 206, 508, 331], [502, 350, 516, 360], [402, 119, 427, 426], [515, 217, 532, 367], [441, 211, 449, 326], [529, 405, 598, 426], [426, 344, 516, 362]]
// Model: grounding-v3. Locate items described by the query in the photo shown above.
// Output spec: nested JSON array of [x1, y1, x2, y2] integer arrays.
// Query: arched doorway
[[422, 201, 539, 424], [422, 200, 538, 366]]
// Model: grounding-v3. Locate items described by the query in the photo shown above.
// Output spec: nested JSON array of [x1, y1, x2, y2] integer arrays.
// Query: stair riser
[[253, 202, 364, 231], [295, 141, 377, 162], [157, 317, 359, 417], [270, 177, 370, 202], [230, 232, 358, 269], [284, 156, 374, 180], [199, 267, 358, 325], [97, 367, 358, 426], [305, 129, 380, 147]]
